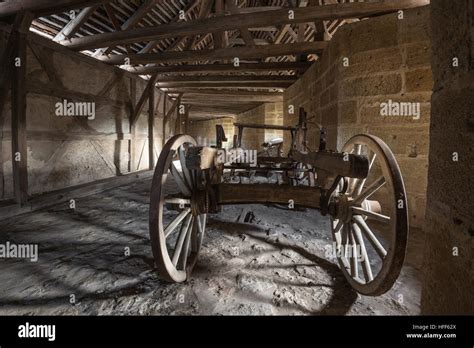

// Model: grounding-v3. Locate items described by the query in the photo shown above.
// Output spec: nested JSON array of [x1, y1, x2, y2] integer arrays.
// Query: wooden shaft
[[217, 183, 321, 209]]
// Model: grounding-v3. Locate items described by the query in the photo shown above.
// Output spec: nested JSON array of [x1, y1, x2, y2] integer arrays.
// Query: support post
[[11, 12, 34, 205], [148, 84, 155, 170]]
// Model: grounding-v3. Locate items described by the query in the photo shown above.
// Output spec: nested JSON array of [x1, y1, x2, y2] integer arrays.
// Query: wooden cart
[[149, 108, 408, 296]]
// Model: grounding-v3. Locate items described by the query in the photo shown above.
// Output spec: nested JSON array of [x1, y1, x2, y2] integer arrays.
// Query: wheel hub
[[333, 194, 353, 223]]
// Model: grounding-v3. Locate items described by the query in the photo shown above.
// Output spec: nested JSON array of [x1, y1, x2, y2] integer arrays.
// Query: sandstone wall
[[187, 117, 235, 147], [421, 0, 474, 314], [283, 6, 432, 228]]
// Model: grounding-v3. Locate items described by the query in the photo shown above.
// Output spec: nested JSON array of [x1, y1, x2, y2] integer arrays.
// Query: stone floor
[[0, 179, 424, 315]]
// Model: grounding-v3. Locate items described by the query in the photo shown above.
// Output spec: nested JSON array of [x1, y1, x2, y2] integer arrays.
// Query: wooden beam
[[130, 74, 158, 127], [148, 83, 155, 170], [28, 42, 63, 86], [0, 0, 114, 18], [174, 89, 284, 97], [129, 78, 136, 172], [162, 93, 167, 147], [101, 42, 327, 65], [164, 94, 183, 123], [157, 82, 292, 88], [182, 93, 283, 103], [61, 0, 429, 51], [126, 61, 311, 75], [104, 3, 121, 31], [226, 0, 255, 47], [53, 5, 98, 41], [139, 0, 201, 54], [213, 0, 227, 49], [156, 75, 296, 83], [11, 12, 34, 205]]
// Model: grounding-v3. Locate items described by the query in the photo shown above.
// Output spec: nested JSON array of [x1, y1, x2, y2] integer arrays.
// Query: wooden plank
[[101, 42, 327, 65], [53, 5, 98, 41], [61, 0, 429, 50], [126, 61, 311, 75], [10, 12, 34, 205]]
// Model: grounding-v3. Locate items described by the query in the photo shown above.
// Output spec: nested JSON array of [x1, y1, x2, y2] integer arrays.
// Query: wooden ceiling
[[1, 0, 429, 119]]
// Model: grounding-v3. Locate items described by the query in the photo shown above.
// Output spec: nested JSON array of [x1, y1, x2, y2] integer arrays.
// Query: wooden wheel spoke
[[354, 215, 387, 259], [172, 215, 193, 266], [354, 152, 376, 196], [179, 217, 194, 270], [179, 145, 193, 190], [170, 160, 192, 197], [341, 223, 349, 252], [352, 206, 390, 224], [352, 175, 385, 205], [164, 208, 190, 238], [352, 222, 374, 283], [332, 220, 343, 246], [348, 226, 359, 279], [164, 197, 190, 205]]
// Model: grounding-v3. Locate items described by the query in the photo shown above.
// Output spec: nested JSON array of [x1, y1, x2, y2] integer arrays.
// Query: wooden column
[[162, 93, 167, 147], [11, 12, 33, 205], [129, 78, 136, 172], [183, 106, 189, 134], [148, 85, 154, 170]]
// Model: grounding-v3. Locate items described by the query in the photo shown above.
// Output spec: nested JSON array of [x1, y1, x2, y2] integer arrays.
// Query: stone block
[[398, 6, 431, 44], [339, 47, 403, 79], [404, 42, 431, 68], [341, 74, 402, 97], [338, 100, 358, 124], [405, 68, 433, 92]]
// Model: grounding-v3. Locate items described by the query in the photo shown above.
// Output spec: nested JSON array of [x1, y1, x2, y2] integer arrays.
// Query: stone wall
[[187, 117, 235, 147], [186, 101, 283, 151], [283, 6, 432, 228], [421, 0, 474, 314], [0, 31, 173, 201], [235, 102, 284, 151]]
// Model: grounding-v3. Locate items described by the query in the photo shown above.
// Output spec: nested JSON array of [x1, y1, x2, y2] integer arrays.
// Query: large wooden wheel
[[329, 134, 408, 296], [149, 134, 207, 283]]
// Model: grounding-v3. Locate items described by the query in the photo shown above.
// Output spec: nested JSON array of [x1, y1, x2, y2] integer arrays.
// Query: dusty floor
[[0, 179, 424, 315]]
